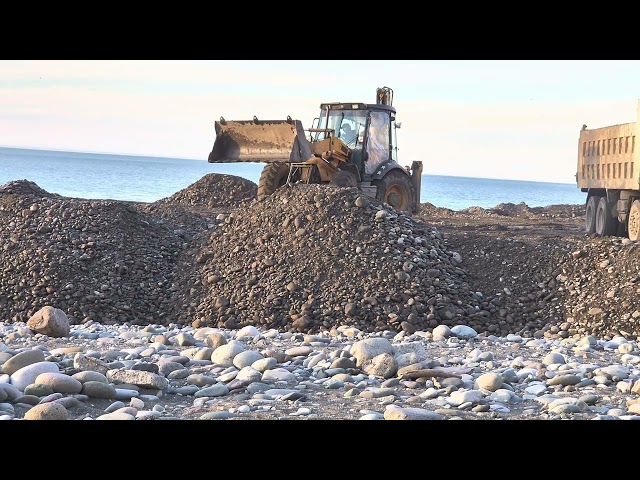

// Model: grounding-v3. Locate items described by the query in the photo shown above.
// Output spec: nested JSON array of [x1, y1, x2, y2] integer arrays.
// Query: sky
[[2, 59, 640, 184]]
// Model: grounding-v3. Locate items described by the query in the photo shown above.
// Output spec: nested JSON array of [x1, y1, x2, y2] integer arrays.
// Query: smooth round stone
[[170, 385, 199, 395], [549, 403, 582, 414], [330, 357, 357, 369], [216, 371, 238, 382], [192, 328, 219, 341], [359, 413, 385, 420], [54, 396, 83, 409], [488, 389, 514, 402], [130, 363, 159, 373], [49, 347, 83, 356], [10, 361, 59, 391], [72, 371, 109, 384], [105, 401, 126, 413], [204, 333, 227, 349], [251, 357, 277, 373], [174, 333, 196, 347], [285, 346, 313, 357], [189, 348, 213, 361], [290, 407, 312, 416], [0, 352, 12, 367], [2, 349, 46, 375], [0, 383, 20, 402], [245, 383, 270, 394], [235, 326, 261, 340], [138, 394, 160, 402], [195, 384, 229, 397], [158, 362, 186, 378], [96, 412, 136, 420], [158, 350, 180, 357], [136, 410, 162, 419], [233, 351, 264, 369], [113, 406, 138, 416], [40, 392, 64, 403], [186, 359, 212, 367], [167, 369, 190, 380], [35, 372, 83, 394], [547, 374, 581, 386], [236, 367, 261, 383], [199, 411, 237, 420], [262, 369, 297, 383], [13, 394, 40, 406], [543, 352, 566, 365], [139, 348, 158, 357], [114, 389, 140, 400], [186, 374, 217, 387], [82, 381, 117, 399], [211, 341, 245, 366], [472, 404, 491, 412], [24, 402, 68, 420]]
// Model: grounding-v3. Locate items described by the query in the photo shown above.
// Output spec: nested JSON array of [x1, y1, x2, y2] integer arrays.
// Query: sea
[[0, 147, 586, 211]]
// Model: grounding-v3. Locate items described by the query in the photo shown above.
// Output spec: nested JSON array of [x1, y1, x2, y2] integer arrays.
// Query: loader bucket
[[208, 118, 312, 163]]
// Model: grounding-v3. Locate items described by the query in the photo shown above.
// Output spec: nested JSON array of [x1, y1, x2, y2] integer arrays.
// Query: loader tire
[[331, 169, 358, 188], [373, 169, 414, 212], [257, 163, 291, 201]]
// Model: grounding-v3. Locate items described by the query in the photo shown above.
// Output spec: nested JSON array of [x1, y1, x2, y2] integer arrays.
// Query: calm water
[[0, 147, 586, 211]]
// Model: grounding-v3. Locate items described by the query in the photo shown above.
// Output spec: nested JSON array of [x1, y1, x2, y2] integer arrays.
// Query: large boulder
[[26, 306, 70, 338]]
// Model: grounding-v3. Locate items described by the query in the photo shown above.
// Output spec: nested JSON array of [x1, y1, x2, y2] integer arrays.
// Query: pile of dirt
[[0, 187, 186, 326], [1, 174, 640, 341], [155, 173, 257, 209], [0, 179, 59, 198], [171, 183, 489, 334]]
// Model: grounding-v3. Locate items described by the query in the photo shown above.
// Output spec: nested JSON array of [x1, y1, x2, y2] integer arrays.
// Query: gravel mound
[[0, 179, 58, 198], [0, 188, 185, 326], [176, 183, 489, 334], [155, 173, 257, 208], [1, 175, 639, 341]]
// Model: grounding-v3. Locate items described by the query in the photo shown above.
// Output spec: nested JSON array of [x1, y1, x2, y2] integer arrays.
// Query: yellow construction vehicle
[[207, 87, 423, 213], [577, 100, 640, 239]]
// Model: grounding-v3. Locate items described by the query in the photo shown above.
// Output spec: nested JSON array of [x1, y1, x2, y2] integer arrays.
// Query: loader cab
[[311, 103, 368, 147], [312, 102, 397, 179]]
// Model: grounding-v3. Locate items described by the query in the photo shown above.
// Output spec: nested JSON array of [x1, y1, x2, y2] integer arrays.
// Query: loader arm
[[208, 117, 314, 164]]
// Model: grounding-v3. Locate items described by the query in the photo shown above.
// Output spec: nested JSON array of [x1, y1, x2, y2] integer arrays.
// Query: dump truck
[[207, 87, 423, 213], [577, 100, 640, 240]]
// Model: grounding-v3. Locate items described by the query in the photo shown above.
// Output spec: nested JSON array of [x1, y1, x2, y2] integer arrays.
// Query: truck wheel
[[585, 196, 598, 234], [595, 197, 617, 237], [257, 163, 291, 201], [373, 170, 414, 212], [628, 200, 640, 241]]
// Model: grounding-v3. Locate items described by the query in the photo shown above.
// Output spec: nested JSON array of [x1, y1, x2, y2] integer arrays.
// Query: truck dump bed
[[577, 102, 640, 191]]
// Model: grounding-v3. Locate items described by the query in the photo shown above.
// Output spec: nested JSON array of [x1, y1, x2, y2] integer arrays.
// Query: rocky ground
[[2, 174, 640, 420]]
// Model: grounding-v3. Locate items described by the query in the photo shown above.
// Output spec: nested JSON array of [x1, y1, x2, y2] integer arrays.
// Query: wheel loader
[[207, 86, 423, 213]]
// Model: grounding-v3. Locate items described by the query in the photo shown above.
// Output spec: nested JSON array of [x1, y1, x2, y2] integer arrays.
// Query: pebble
[[1, 320, 640, 420]]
